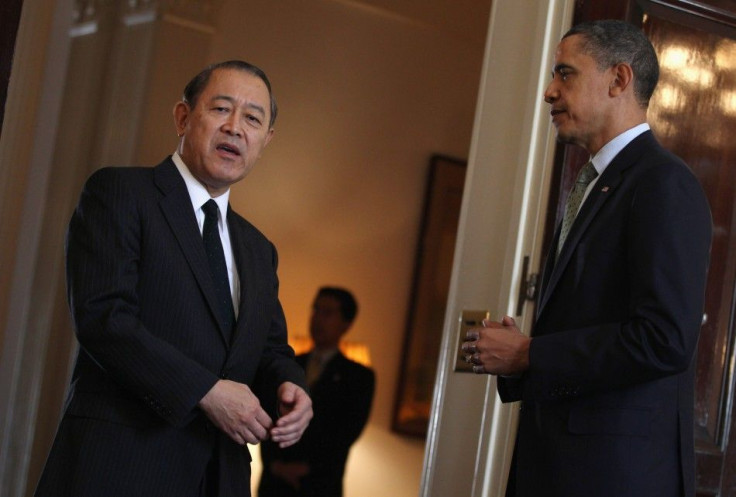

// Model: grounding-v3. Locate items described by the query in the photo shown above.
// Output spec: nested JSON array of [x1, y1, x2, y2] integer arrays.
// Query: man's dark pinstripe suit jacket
[[35, 157, 306, 497]]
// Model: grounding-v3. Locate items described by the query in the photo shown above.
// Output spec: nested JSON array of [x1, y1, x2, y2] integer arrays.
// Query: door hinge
[[515, 255, 538, 317]]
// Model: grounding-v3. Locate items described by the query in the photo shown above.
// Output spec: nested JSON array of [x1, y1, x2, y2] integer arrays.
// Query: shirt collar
[[312, 347, 339, 363], [590, 123, 650, 176], [172, 152, 230, 216]]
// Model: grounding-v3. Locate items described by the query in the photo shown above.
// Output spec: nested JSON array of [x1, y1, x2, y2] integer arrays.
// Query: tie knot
[[310, 351, 325, 365], [202, 199, 219, 220], [577, 161, 598, 186]]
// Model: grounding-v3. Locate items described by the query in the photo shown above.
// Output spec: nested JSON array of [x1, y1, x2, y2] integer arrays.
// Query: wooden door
[[0, 0, 24, 136], [545, 1, 736, 495]]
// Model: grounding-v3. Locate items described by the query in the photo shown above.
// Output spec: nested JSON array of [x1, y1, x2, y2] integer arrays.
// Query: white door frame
[[420, 1, 575, 496]]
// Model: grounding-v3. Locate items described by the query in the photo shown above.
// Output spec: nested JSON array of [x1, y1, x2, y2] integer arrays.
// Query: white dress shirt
[[172, 152, 240, 316], [581, 123, 651, 209]]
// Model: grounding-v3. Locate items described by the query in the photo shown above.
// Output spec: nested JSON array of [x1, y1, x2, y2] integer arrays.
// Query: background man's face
[[310, 295, 350, 350]]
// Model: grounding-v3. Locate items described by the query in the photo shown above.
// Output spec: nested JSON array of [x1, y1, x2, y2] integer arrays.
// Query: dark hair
[[317, 286, 358, 323], [182, 60, 278, 127], [564, 20, 659, 107]]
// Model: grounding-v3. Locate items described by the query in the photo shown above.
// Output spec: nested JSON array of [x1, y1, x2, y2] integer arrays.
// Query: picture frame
[[392, 154, 467, 437]]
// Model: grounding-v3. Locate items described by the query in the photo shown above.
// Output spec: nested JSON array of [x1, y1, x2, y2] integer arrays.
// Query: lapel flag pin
[[601, 186, 610, 192]]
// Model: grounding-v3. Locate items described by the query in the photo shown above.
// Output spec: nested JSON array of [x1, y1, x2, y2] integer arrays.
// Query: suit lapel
[[154, 159, 231, 345], [537, 132, 653, 316], [312, 353, 345, 388], [226, 210, 258, 354]]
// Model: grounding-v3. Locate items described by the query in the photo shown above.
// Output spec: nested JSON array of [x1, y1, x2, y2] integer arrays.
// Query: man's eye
[[246, 115, 262, 125]]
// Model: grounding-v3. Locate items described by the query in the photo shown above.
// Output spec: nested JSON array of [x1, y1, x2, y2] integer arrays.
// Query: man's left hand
[[270, 382, 313, 448]]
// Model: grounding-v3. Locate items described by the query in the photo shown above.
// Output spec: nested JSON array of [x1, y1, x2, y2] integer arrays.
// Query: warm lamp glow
[[341, 340, 372, 367], [659, 45, 715, 87], [715, 39, 736, 70], [289, 335, 313, 356], [288, 335, 372, 367], [652, 83, 686, 111], [721, 90, 736, 116], [660, 45, 689, 69]]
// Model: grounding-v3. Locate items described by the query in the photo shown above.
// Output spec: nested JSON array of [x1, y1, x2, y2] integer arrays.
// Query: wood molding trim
[[0, 0, 24, 137], [640, 0, 736, 34]]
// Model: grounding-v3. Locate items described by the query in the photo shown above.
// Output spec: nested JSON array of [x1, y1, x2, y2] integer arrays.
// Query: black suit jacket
[[499, 132, 712, 497], [258, 351, 375, 497], [35, 158, 306, 497]]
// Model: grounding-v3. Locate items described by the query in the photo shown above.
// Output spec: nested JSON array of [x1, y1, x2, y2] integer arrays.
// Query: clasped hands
[[199, 379, 312, 448], [461, 315, 531, 376]]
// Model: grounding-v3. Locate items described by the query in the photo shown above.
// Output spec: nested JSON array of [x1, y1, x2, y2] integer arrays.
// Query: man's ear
[[256, 127, 275, 160], [263, 127, 275, 148], [173, 101, 190, 136], [609, 63, 634, 97]]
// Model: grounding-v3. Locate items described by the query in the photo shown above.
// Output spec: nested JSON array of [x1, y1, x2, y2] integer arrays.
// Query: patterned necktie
[[557, 161, 598, 256], [202, 199, 235, 340]]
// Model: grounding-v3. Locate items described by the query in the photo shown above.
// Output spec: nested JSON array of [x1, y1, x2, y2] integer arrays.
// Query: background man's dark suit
[[35, 158, 306, 496], [259, 351, 375, 497], [499, 131, 712, 496]]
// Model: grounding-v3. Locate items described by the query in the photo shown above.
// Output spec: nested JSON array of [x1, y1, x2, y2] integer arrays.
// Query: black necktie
[[202, 199, 235, 339]]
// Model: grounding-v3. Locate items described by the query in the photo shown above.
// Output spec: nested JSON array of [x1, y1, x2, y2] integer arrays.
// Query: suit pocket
[[66, 390, 161, 429], [568, 405, 651, 437]]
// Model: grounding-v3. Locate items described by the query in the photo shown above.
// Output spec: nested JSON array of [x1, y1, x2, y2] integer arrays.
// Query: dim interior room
[[203, 1, 492, 495], [0, 0, 493, 496]]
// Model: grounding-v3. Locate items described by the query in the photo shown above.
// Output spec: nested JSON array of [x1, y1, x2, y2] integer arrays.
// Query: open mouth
[[550, 109, 567, 125], [216, 143, 241, 156]]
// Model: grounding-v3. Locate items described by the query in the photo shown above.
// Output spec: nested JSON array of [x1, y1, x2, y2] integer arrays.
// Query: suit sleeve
[[505, 160, 712, 403], [332, 365, 375, 449], [251, 245, 308, 415], [66, 168, 218, 426], [308, 363, 375, 473]]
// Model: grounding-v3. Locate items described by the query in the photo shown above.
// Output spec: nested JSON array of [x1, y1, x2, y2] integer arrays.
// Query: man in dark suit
[[258, 287, 375, 497], [462, 20, 712, 497], [35, 60, 313, 497]]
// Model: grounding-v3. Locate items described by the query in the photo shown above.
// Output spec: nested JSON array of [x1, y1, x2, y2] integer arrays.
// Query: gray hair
[[183, 60, 278, 128], [564, 20, 659, 108]]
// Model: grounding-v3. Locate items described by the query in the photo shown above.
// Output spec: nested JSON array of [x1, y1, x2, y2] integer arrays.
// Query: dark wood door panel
[[645, 0, 736, 35], [643, 11, 736, 454], [0, 0, 24, 137], [554, 1, 736, 495]]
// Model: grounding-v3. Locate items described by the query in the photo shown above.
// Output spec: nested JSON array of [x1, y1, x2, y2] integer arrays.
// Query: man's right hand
[[198, 379, 273, 445], [461, 316, 531, 376]]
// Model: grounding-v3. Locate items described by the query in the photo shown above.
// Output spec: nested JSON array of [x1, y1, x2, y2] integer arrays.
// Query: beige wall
[[131, 1, 490, 494], [210, 0, 486, 428], [209, 2, 489, 494], [0, 1, 490, 496]]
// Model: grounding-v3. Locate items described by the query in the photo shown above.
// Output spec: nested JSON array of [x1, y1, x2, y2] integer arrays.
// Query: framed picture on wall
[[392, 154, 467, 437]]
